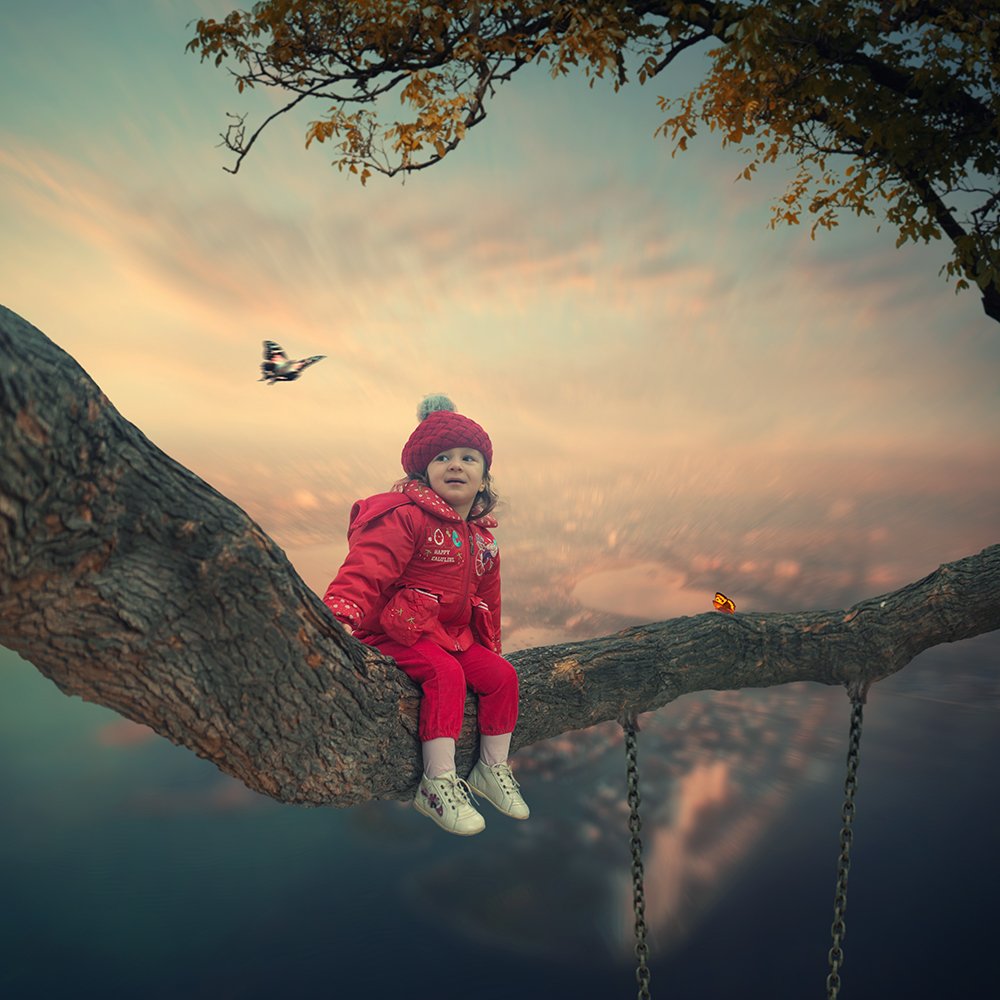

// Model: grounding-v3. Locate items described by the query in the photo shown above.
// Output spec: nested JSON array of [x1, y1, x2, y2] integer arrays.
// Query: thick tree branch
[[2, 305, 998, 807]]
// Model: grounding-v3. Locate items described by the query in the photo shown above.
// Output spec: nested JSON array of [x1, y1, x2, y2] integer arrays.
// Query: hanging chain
[[623, 713, 652, 1000], [826, 689, 867, 999]]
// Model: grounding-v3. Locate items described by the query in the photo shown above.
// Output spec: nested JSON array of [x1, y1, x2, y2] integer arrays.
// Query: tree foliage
[[186, 0, 1000, 322]]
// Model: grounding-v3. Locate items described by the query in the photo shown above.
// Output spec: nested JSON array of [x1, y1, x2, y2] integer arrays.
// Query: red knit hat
[[401, 394, 493, 476]]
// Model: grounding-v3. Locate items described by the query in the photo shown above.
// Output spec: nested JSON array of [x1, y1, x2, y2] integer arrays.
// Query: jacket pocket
[[379, 588, 441, 646], [471, 597, 501, 654]]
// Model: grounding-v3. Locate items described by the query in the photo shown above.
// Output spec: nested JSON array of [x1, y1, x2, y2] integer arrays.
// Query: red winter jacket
[[323, 481, 502, 653]]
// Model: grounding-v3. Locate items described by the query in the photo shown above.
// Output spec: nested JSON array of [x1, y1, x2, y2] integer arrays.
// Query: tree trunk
[[2, 305, 998, 806], [982, 281, 1000, 325]]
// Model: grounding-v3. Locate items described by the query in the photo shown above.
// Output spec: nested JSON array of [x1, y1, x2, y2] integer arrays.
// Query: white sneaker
[[413, 771, 486, 836], [467, 760, 530, 820]]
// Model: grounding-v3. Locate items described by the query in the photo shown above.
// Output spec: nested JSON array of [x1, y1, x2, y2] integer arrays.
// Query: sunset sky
[[3, 0, 998, 635]]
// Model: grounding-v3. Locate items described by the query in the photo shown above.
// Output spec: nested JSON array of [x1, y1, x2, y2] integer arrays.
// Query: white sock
[[480, 732, 512, 767], [422, 737, 456, 779]]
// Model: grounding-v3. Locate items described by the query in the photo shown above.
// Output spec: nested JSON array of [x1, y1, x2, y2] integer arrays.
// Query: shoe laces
[[434, 772, 479, 810], [488, 761, 520, 793]]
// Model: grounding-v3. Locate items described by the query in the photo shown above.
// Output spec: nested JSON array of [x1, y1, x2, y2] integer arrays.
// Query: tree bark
[[2, 305, 998, 806]]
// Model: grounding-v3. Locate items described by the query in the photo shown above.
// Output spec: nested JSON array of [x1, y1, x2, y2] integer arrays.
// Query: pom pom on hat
[[417, 393, 457, 421], [402, 394, 493, 475]]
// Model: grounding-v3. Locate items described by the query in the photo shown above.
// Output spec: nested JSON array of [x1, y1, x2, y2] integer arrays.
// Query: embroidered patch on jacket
[[421, 526, 463, 564], [474, 534, 499, 576]]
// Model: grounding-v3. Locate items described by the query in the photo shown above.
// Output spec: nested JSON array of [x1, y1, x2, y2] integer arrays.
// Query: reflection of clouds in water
[[609, 690, 836, 955], [129, 778, 272, 816], [88, 719, 288, 819], [393, 684, 840, 963], [95, 718, 157, 748], [617, 760, 738, 946]]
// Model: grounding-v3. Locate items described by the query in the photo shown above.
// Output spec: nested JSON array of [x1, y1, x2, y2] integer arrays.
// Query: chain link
[[624, 716, 652, 1000], [826, 695, 865, 999]]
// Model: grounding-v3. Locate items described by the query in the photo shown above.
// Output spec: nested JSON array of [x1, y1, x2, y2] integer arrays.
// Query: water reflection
[[2, 632, 998, 999], [356, 682, 843, 963]]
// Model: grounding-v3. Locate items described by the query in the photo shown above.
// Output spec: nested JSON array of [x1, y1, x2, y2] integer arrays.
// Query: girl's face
[[425, 447, 486, 518]]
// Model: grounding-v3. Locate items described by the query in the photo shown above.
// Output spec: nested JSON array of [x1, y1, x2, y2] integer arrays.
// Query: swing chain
[[623, 714, 652, 1000], [826, 693, 865, 1000]]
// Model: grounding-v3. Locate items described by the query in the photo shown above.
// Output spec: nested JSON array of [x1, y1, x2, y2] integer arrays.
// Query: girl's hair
[[393, 469, 500, 519]]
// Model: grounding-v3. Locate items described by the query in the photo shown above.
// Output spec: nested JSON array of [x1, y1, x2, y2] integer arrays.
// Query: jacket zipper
[[455, 519, 475, 650]]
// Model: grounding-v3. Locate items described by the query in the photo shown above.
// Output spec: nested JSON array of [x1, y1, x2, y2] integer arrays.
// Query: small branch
[[218, 88, 323, 174], [640, 29, 714, 81]]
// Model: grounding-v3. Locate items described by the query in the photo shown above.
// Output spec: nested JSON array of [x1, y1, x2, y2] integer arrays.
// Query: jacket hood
[[348, 482, 497, 532]]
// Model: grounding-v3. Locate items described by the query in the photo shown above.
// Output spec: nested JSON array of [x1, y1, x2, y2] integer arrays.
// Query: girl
[[323, 395, 529, 836]]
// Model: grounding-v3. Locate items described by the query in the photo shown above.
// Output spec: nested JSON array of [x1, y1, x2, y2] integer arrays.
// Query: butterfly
[[258, 340, 326, 384], [712, 592, 736, 614]]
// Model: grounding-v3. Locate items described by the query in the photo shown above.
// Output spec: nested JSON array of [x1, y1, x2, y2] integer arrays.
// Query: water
[[1, 632, 998, 999]]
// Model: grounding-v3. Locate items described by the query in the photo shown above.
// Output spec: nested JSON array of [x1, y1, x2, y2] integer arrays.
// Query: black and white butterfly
[[258, 340, 326, 384]]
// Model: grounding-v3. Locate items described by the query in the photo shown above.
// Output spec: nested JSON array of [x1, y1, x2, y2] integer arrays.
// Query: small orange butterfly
[[713, 592, 736, 614]]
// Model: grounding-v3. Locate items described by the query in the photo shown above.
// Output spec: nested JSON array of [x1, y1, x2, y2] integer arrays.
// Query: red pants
[[365, 637, 519, 742]]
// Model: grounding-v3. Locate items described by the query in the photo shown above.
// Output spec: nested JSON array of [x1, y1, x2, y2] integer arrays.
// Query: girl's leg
[[421, 737, 456, 779], [366, 637, 468, 742], [453, 643, 519, 738], [479, 732, 512, 766], [455, 644, 528, 819], [363, 637, 484, 835]]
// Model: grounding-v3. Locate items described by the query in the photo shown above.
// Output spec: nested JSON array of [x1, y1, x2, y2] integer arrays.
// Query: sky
[[2, 0, 998, 641]]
